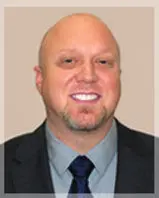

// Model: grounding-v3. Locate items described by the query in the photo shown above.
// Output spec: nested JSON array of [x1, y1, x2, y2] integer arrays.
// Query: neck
[[46, 116, 114, 154]]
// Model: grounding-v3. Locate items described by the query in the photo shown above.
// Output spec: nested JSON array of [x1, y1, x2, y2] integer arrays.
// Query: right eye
[[56, 56, 77, 69], [63, 58, 73, 63]]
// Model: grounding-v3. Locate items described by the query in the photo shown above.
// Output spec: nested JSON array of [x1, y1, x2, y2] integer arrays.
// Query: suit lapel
[[115, 144, 145, 193], [11, 123, 54, 193], [114, 120, 154, 193]]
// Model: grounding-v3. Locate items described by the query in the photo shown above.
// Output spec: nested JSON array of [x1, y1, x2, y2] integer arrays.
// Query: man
[[4, 13, 154, 195]]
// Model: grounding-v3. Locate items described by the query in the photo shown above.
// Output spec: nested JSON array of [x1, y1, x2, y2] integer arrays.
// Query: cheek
[[109, 78, 121, 92], [103, 72, 120, 91], [102, 73, 121, 103], [44, 72, 71, 108]]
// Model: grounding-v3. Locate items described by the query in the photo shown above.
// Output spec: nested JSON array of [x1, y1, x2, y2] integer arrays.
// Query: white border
[[0, 1, 4, 143], [3, 0, 159, 7], [1, 1, 159, 197], [155, 7, 159, 137]]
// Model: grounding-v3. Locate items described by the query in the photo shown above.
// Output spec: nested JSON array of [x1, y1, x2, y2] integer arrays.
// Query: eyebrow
[[57, 49, 78, 53], [57, 48, 117, 55]]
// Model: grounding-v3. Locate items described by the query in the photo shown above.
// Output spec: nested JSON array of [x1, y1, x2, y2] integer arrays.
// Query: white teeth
[[72, 94, 99, 101]]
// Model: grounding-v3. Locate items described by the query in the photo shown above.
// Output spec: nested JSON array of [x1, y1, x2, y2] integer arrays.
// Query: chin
[[62, 108, 109, 132], [66, 118, 106, 132]]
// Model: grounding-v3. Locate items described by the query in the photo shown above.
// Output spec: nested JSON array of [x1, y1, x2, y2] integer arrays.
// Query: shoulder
[[4, 132, 34, 158], [115, 119, 156, 156], [3, 122, 46, 161]]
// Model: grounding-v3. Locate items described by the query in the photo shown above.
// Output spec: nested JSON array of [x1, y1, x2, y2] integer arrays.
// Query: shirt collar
[[86, 120, 117, 176], [45, 124, 78, 175], [45, 119, 117, 176]]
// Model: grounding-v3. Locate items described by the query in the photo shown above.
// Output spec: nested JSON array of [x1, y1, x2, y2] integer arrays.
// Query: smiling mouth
[[70, 93, 101, 102]]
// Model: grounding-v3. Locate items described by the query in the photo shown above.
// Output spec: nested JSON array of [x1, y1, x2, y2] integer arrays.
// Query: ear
[[34, 65, 43, 94]]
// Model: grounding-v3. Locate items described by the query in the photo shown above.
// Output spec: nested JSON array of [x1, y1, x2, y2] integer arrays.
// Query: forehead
[[41, 15, 118, 57]]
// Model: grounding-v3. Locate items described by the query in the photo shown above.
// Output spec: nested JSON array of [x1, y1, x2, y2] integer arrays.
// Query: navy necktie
[[68, 156, 94, 198]]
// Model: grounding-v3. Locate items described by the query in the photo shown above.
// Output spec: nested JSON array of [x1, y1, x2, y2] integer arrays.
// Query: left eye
[[99, 60, 108, 64]]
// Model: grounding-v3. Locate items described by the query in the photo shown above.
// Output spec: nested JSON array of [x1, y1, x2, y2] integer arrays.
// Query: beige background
[[4, 7, 155, 141]]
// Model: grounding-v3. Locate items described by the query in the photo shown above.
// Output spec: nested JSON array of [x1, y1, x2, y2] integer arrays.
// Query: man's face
[[35, 16, 121, 132]]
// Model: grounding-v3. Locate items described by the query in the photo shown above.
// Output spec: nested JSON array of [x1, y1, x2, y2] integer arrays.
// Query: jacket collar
[[114, 119, 154, 193], [12, 122, 54, 193]]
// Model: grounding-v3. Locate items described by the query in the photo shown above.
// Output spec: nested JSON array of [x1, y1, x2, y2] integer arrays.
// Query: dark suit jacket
[[4, 120, 154, 194]]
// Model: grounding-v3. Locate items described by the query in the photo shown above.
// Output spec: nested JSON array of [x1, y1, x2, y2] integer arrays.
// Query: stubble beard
[[59, 105, 110, 132]]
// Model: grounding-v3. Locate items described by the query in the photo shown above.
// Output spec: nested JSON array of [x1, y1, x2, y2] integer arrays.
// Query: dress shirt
[[45, 119, 117, 197]]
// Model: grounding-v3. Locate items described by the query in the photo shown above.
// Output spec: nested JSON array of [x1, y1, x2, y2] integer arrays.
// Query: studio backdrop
[[4, 7, 154, 142]]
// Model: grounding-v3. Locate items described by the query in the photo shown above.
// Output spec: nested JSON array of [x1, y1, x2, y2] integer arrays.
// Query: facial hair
[[60, 105, 109, 132]]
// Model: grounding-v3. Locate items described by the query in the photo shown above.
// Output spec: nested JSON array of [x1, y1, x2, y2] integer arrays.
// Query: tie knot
[[69, 156, 94, 178]]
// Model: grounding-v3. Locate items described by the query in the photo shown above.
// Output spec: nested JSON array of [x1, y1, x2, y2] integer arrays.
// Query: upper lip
[[70, 92, 101, 96]]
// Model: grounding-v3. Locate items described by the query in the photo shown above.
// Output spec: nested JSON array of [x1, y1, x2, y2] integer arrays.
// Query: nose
[[75, 62, 98, 83]]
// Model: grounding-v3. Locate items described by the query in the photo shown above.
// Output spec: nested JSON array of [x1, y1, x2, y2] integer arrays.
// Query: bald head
[[35, 12, 121, 137], [38, 13, 120, 68]]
